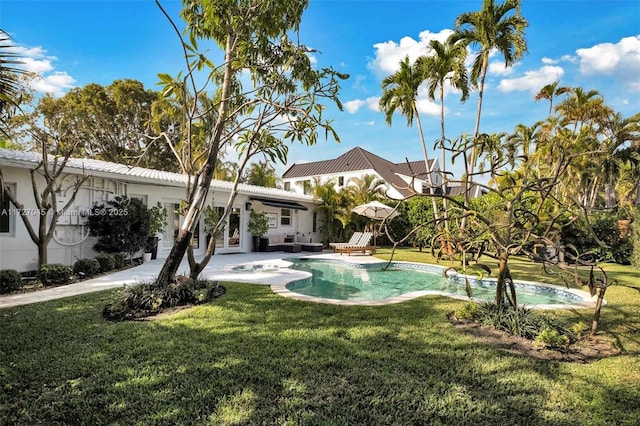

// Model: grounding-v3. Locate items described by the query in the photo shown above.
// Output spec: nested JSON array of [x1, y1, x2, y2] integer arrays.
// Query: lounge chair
[[337, 232, 376, 256], [329, 232, 362, 252]]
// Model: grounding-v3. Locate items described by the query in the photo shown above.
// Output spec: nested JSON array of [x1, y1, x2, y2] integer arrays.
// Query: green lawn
[[1, 248, 639, 425]]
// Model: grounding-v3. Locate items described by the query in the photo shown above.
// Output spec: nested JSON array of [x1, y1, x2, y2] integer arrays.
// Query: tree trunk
[[591, 284, 607, 334], [154, 34, 235, 287], [496, 251, 509, 306]]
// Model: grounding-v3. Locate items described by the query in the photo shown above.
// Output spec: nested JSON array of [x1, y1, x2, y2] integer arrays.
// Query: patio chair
[[329, 232, 363, 252], [336, 232, 376, 256]]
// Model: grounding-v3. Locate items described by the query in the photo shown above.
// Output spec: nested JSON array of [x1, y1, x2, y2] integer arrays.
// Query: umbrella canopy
[[352, 201, 399, 221]]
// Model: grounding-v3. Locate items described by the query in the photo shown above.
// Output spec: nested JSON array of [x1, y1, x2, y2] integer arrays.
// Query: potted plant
[[146, 202, 167, 260], [247, 210, 269, 252]]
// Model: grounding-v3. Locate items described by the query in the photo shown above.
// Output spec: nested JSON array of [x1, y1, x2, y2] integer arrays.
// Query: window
[[1, 185, 15, 234], [284, 182, 291, 191], [338, 176, 344, 187], [312, 212, 317, 232], [281, 208, 291, 226], [303, 180, 311, 195]]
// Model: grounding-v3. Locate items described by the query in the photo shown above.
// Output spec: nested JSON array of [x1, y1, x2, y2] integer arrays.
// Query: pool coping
[[262, 256, 602, 309]]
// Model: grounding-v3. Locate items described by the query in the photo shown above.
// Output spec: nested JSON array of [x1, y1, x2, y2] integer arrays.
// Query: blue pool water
[[286, 259, 585, 305]]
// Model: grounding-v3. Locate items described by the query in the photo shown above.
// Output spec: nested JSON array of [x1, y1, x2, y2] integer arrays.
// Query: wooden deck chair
[[329, 232, 362, 252], [337, 232, 376, 256]]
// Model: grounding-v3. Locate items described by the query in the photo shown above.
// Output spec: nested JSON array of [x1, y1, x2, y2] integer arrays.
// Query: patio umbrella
[[352, 201, 399, 245]]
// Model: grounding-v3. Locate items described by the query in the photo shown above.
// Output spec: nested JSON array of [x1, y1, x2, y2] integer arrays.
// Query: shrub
[[38, 264, 73, 286], [73, 258, 101, 278], [570, 321, 589, 339], [454, 301, 478, 320], [535, 326, 570, 349], [95, 253, 116, 273], [112, 253, 125, 269], [476, 301, 555, 340], [632, 208, 640, 268], [0, 269, 22, 294], [103, 280, 225, 321], [88, 196, 151, 258]]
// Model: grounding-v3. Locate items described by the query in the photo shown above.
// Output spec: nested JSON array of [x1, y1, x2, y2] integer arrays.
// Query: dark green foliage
[[103, 281, 225, 321], [562, 212, 633, 264], [0, 269, 21, 294], [473, 301, 574, 342], [632, 208, 640, 268], [94, 253, 116, 273], [112, 253, 125, 269], [88, 196, 151, 257], [73, 258, 101, 278], [38, 264, 73, 287]]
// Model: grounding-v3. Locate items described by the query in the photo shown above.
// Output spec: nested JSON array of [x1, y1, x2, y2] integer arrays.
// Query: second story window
[[284, 182, 291, 191], [338, 176, 344, 187]]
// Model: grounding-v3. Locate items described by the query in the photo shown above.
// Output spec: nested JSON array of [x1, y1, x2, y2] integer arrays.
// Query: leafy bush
[[454, 301, 478, 320], [632, 209, 640, 268], [535, 326, 570, 349], [112, 253, 125, 269], [88, 196, 151, 258], [103, 281, 225, 321], [561, 212, 632, 264], [474, 302, 576, 346], [0, 269, 22, 294], [73, 258, 101, 278], [38, 264, 73, 286], [570, 321, 589, 339], [95, 253, 116, 273]]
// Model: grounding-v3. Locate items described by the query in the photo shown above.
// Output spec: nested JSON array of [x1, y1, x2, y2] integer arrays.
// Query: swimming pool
[[282, 258, 594, 308]]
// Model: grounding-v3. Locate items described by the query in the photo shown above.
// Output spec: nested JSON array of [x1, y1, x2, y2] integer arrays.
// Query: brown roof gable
[[282, 147, 435, 197]]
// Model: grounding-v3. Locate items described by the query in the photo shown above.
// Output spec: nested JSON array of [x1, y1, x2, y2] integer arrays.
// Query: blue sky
[[3, 0, 640, 179]]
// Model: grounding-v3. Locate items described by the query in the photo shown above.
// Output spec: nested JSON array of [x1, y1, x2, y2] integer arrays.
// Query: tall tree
[[379, 56, 440, 223], [451, 0, 528, 227], [415, 38, 469, 245], [0, 29, 28, 122], [534, 80, 569, 118], [154, 0, 345, 286], [0, 94, 88, 267]]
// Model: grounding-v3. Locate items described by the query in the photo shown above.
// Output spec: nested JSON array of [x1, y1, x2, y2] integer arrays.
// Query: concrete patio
[[0, 250, 380, 309]]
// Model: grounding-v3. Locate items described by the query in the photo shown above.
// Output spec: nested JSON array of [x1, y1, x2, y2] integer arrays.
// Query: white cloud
[[542, 57, 557, 65], [344, 96, 380, 114], [345, 99, 367, 114], [308, 54, 318, 65], [488, 60, 514, 76], [498, 65, 564, 94], [576, 35, 640, 91], [9, 44, 75, 97], [368, 29, 454, 76], [355, 121, 375, 126], [31, 72, 76, 97]]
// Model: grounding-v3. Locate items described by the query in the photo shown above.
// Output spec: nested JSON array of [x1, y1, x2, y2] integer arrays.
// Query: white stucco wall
[[1, 165, 320, 272]]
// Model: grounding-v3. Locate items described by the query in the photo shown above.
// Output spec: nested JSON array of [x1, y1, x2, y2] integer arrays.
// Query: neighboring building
[[0, 148, 321, 272], [281, 147, 442, 200]]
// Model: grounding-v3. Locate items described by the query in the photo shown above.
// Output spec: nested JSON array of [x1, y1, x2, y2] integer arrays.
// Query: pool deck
[[0, 251, 376, 308], [0, 251, 599, 310]]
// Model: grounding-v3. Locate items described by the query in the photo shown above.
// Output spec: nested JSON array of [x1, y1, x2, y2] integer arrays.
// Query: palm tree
[[415, 38, 469, 243], [312, 179, 348, 243], [534, 81, 570, 118], [599, 112, 640, 208], [346, 174, 386, 205], [246, 160, 278, 187], [0, 29, 28, 133], [379, 56, 439, 222], [451, 0, 528, 227]]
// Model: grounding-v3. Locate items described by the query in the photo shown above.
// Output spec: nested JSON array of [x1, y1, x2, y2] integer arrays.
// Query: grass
[[1, 248, 639, 425]]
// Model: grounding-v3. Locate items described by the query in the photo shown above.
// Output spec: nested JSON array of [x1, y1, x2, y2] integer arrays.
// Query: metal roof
[[0, 148, 316, 203], [281, 146, 434, 197]]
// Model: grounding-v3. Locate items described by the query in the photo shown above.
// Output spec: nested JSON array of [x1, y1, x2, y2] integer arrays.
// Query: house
[[281, 146, 443, 200], [0, 148, 321, 272]]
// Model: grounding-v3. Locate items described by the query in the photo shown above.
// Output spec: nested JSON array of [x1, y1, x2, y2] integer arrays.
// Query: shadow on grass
[[1, 283, 639, 425]]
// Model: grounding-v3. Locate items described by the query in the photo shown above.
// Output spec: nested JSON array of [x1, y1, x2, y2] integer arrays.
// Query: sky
[[2, 0, 640, 180]]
